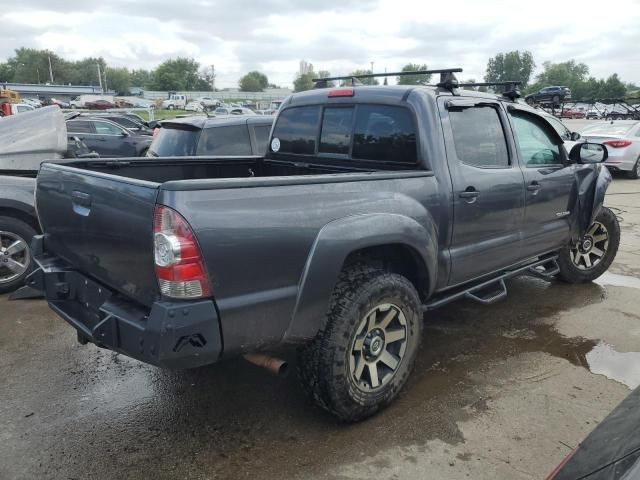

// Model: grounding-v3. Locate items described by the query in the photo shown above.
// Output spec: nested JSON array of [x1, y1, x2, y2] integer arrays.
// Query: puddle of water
[[595, 272, 640, 289], [586, 342, 640, 389]]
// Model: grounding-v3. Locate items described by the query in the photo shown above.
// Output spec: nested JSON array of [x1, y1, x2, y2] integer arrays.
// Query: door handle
[[527, 181, 542, 192], [459, 189, 479, 199]]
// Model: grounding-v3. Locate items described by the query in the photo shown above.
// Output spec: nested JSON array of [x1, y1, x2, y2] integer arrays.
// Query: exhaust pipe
[[243, 353, 289, 376]]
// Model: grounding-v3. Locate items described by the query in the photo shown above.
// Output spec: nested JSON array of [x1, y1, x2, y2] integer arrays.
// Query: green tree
[[150, 57, 205, 91], [66, 57, 106, 86], [7, 48, 68, 84], [343, 69, 379, 86], [0, 63, 15, 83], [397, 63, 431, 85], [527, 60, 589, 95], [601, 73, 626, 98], [105, 67, 131, 94], [293, 72, 315, 92], [239, 71, 269, 92], [130, 69, 153, 89], [485, 50, 535, 87]]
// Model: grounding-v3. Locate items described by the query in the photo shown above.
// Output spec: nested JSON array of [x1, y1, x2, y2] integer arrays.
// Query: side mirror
[[570, 131, 581, 141], [147, 120, 159, 129], [570, 142, 608, 164]]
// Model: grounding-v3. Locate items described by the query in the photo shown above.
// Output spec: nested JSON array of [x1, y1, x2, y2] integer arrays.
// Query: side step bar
[[423, 255, 559, 311]]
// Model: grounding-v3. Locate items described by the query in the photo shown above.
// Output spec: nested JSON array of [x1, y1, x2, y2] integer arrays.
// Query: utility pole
[[97, 63, 103, 92], [370, 61, 374, 86], [210, 65, 215, 91], [103, 69, 108, 93], [48, 54, 54, 83]]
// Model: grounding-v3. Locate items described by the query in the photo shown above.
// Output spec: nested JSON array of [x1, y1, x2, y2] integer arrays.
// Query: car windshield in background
[[149, 127, 199, 156], [582, 123, 636, 136]]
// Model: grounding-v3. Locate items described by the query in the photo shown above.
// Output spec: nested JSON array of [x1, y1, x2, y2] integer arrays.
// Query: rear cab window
[[149, 126, 199, 156], [269, 103, 418, 167]]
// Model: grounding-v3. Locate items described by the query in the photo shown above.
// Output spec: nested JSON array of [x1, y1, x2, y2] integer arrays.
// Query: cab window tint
[[449, 106, 509, 168], [197, 125, 252, 156], [271, 106, 320, 155], [511, 113, 562, 166], [320, 107, 354, 155], [352, 105, 417, 163], [149, 127, 198, 156]]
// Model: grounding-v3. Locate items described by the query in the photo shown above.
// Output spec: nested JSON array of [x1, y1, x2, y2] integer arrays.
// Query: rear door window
[[149, 127, 199, 156], [66, 120, 94, 134], [94, 121, 123, 135], [449, 106, 509, 168], [270, 106, 321, 155], [196, 124, 252, 156], [352, 105, 417, 163], [319, 107, 354, 155]]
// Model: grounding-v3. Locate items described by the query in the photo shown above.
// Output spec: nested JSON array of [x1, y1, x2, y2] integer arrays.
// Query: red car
[[85, 99, 115, 110], [559, 109, 586, 119]]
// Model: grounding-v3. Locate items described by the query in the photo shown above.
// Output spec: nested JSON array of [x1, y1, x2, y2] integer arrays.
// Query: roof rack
[[312, 68, 463, 89], [457, 81, 522, 100]]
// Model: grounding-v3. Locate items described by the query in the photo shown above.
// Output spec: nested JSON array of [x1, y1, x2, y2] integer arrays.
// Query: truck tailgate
[[36, 163, 160, 307]]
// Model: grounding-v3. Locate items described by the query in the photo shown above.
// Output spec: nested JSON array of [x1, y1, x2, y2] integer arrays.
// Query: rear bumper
[[28, 236, 222, 369]]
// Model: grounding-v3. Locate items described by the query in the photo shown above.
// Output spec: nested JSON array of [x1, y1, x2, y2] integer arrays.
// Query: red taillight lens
[[153, 205, 211, 299], [328, 88, 355, 98], [603, 140, 632, 148]]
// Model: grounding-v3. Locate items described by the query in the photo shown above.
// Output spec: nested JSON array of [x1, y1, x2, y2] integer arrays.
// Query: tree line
[[1, 47, 637, 100]]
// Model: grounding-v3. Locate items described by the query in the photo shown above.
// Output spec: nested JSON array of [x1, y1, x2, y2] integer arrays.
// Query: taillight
[[153, 205, 211, 299], [603, 140, 632, 148]]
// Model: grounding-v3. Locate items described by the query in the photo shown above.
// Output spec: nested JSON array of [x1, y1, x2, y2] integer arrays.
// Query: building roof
[[1, 83, 108, 96]]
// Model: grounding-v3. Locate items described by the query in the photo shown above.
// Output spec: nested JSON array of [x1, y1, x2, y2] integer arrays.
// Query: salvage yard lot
[[1, 178, 639, 480]]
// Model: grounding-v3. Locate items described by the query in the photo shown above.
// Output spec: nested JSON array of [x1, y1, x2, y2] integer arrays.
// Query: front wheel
[[298, 265, 422, 422], [557, 207, 620, 283]]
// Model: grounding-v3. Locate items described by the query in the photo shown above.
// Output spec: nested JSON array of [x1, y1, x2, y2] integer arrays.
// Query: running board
[[422, 255, 559, 311]]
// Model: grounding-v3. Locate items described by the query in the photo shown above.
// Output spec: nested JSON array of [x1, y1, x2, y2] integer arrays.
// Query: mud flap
[[570, 164, 612, 242]]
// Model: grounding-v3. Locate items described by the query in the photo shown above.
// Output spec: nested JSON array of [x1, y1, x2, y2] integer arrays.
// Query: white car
[[196, 97, 219, 108], [21, 98, 42, 108], [581, 120, 640, 179], [185, 101, 204, 112]]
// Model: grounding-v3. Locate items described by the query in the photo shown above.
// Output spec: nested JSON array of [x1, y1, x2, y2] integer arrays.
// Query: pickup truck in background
[[161, 94, 188, 110], [30, 72, 619, 422]]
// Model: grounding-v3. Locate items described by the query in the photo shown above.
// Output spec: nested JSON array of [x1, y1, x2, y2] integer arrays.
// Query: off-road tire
[[557, 207, 620, 283], [0, 216, 37, 294], [627, 157, 640, 180], [297, 264, 422, 422]]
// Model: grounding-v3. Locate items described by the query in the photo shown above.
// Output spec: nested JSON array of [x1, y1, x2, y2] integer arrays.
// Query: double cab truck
[[29, 70, 619, 421]]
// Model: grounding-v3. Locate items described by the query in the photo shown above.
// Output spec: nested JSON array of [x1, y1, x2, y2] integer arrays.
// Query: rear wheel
[[298, 265, 422, 422], [557, 207, 620, 283], [0, 217, 37, 294]]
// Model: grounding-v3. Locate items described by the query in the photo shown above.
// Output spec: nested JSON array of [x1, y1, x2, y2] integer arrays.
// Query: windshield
[[149, 126, 199, 156], [582, 123, 636, 136]]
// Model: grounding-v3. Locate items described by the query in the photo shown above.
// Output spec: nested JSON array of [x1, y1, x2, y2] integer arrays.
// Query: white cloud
[[1, 0, 639, 88]]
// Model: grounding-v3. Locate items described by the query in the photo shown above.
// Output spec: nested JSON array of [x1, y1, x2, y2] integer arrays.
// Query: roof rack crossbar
[[457, 81, 522, 87], [312, 68, 462, 84]]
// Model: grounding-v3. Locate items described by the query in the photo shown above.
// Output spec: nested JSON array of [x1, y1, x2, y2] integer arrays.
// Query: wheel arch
[[0, 203, 40, 233], [283, 213, 438, 343]]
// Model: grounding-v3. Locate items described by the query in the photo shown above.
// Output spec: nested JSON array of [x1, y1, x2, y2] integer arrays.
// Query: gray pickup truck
[[29, 70, 619, 421]]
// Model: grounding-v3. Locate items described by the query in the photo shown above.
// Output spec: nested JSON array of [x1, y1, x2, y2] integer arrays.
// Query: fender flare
[[571, 164, 612, 241], [283, 213, 438, 342]]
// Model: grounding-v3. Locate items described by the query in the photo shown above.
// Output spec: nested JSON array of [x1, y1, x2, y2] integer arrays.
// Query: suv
[[70, 112, 153, 136], [525, 86, 572, 106], [66, 117, 153, 157], [30, 72, 618, 422], [148, 115, 274, 157]]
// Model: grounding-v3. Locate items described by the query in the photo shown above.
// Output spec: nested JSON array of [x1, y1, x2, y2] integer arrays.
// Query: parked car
[[185, 101, 204, 112], [66, 117, 153, 157], [213, 107, 230, 115], [230, 107, 256, 115], [148, 115, 273, 157], [547, 386, 640, 479], [197, 97, 219, 108], [68, 112, 153, 136], [525, 86, 572, 106], [42, 97, 70, 108], [6, 103, 36, 115], [85, 99, 115, 110], [29, 78, 617, 422], [580, 120, 640, 178], [21, 98, 42, 108], [586, 109, 602, 119], [559, 108, 585, 119]]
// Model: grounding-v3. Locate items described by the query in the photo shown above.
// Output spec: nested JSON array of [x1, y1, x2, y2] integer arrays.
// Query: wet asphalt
[[1, 178, 639, 480]]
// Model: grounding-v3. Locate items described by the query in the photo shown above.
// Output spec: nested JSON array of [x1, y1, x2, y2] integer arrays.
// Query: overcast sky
[[1, 0, 639, 88]]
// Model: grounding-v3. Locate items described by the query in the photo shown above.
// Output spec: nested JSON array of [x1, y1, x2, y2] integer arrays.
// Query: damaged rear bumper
[[28, 235, 222, 369]]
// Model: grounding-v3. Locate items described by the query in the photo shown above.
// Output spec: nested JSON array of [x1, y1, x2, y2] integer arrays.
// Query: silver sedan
[[580, 120, 640, 179]]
